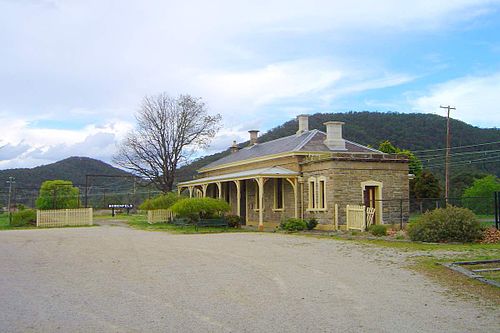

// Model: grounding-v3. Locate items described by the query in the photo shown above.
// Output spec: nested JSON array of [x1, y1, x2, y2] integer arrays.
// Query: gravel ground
[[0, 225, 498, 333]]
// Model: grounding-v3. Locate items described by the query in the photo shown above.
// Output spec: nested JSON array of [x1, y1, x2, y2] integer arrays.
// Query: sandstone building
[[178, 115, 410, 230]]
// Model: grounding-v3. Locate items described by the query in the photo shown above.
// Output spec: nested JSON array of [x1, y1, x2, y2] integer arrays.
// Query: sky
[[1, 0, 499, 169]]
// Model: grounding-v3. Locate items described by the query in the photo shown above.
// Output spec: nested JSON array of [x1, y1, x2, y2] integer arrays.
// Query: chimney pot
[[248, 130, 259, 145], [230, 140, 239, 153], [323, 121, 346, 150], [296, 115, 309, 135]]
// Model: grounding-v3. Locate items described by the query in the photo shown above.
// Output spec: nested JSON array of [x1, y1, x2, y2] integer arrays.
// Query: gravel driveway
[[0, 225, 498, 332]]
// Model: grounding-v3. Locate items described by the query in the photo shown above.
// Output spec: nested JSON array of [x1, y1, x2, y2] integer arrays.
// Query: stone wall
[[301, 159, 409, 226]]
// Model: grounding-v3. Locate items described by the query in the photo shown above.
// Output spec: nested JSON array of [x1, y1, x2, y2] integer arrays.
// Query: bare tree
[[114, 93, 221, 192]]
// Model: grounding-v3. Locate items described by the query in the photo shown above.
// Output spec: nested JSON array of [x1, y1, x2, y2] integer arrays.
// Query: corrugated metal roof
[[178, 166, 298, 186], [201, 129, 380, 170]]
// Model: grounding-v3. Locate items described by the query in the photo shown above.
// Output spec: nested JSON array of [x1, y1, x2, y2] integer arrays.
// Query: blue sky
[[0, 0, 499, 169]]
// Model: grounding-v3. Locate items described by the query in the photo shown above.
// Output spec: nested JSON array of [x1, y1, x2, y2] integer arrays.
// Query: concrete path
[[0, 227, 498, 332]]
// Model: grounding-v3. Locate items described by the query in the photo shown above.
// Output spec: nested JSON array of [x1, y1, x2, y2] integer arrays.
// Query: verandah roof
[[177, 166, 298, 187]]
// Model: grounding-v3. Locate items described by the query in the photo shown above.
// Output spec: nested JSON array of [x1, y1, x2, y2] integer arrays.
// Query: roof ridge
[[241, 130, 311, 150], [344, 139, 383, 153], [292, 129, 319, 151]]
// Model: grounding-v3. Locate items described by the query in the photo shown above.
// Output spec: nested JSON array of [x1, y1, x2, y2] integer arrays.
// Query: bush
[[407, 206, 482, 243], [368, 224, 387, 236], [306, 218, 318, 230], [139, 192, 181, 210], [11, 209, 36, 227], [225, 215, 242, 228], [280, 218, 307, 232], [170, 197, 231, 222]]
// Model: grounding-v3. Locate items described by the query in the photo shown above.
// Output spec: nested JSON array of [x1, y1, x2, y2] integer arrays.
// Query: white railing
[[37, 208, 93, 227], [147, 209, 175, 224]]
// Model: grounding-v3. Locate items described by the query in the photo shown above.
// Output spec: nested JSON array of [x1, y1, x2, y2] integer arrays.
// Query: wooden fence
[[346, 205, 366, 231], [37, 208, 93, 227], [147, 209, 175, 224]]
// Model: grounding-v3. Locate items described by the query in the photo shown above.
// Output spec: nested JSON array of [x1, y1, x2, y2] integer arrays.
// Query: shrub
[[170, 197, 231, 222], [407, 206, 482, 243], [225, 215, 242, 228], [139, 192, 181, 210], [11, 209, 36, 227], [368, 224, 387, 236], [280, 218, 307, 232], [306, 218, 318, 230]]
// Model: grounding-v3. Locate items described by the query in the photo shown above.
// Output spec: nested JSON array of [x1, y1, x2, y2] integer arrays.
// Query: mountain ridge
[[176, 111, 500, 182]]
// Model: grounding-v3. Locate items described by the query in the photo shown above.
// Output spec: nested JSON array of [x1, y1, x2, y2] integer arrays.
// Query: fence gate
[[366, 207, 376, 228], [147, 209, 175, 224], [346, 205, 366, 231]]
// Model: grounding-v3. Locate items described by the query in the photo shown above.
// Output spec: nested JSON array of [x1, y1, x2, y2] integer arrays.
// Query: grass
[[302, 230, 500, 301], [0, 213, 37, 230], [412, 257, 500, 304], [121, 213, 252, 234]]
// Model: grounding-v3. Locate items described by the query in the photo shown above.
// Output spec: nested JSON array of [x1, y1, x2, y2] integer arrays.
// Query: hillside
[[176, 112, 500, 182], [0, 156, 132, 190]]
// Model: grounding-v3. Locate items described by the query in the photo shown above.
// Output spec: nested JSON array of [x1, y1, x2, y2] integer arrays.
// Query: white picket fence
[[346, 205, 366, 231], [346, 205, 377, 231], [147, 209, 175, 224], [37, 208, 93, 227]]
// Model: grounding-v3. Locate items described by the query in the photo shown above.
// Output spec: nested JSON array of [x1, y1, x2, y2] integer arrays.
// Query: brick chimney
[[230, 140, 239, 153], [296, 115, 309, 135], [248, 130, 259, 146], [323, 121, 346, 150]]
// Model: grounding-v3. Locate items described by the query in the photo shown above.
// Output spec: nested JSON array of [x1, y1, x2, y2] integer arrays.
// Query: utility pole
[[6, 177, 15, 224], [440, 105, 456, 205]]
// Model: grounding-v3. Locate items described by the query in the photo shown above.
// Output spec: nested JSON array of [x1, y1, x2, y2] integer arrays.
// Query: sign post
[[108, 204, 134, 217]]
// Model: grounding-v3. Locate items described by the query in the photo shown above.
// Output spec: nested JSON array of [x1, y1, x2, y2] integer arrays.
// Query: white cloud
[[0, 0, 499, 168], [411, 72, 500, 127]]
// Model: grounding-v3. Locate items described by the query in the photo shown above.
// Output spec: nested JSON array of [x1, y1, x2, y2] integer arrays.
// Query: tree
[[411, 170, 441, 200], [36, 180, 80, 210], [114, 93, 222, 192], [378, 140, 422, 176], [462, 175, 500, 214]]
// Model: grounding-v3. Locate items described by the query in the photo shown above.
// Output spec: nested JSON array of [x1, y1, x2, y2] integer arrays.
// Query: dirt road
[[0, 226, 498, 332]]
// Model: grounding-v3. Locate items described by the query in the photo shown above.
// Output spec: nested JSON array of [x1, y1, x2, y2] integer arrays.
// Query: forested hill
[[0, 156, 133, 190], [176, 112, 500, 182]]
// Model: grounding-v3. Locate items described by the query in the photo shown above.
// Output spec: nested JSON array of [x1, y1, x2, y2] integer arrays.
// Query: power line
[[419, 148, 500, 161], [413, 140, 500, 154], [424, 155, 500, 168]]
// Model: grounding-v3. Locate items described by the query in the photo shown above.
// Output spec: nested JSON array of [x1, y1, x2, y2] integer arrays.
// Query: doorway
[[361, 181, 382, 225]]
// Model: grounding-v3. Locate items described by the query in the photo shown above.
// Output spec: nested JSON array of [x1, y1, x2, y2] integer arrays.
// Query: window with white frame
[[308, 176, 327, 210], [318, 177, 327, 209], [308, 177, 316, 209]]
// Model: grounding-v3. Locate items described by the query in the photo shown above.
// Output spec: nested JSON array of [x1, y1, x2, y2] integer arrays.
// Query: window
[[274, 178, 284, 210], [224, 183, 230, 203], [318, 178, 326, 209], [308, 176, 327, 211], [308, 177, 316, 209]]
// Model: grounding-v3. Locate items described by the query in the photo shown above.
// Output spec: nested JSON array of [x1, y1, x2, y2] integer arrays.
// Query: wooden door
[[364, 186, 377, 223]]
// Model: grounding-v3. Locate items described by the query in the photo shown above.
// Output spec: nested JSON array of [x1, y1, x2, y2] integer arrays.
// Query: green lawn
[[0, 213, 37, 230], [120, 213, 252, 234]]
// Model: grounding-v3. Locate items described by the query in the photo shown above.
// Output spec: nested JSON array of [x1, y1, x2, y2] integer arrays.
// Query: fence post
[[334, 204, 338, 231], [36, 210, 40, 227], [346, 205, 350, 230], [400, 199, 403, 230]]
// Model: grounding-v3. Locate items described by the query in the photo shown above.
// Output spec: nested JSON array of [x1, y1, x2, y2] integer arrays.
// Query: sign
[[108, 204, 134, 208]]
